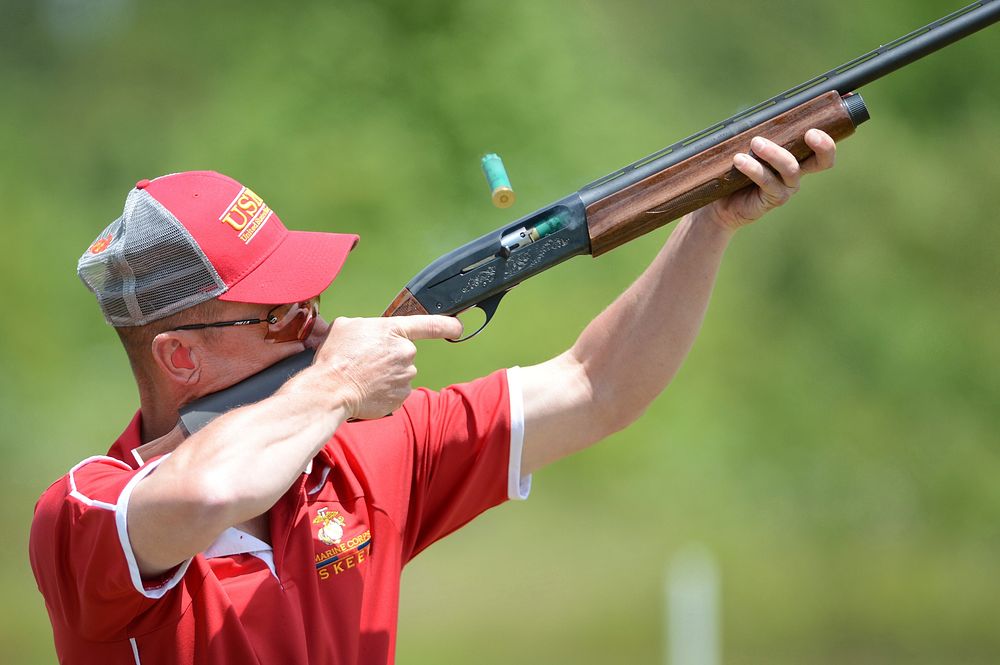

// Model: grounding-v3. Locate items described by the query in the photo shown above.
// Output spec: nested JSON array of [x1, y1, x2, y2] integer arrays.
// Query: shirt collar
[[106, 411, 144, 469]]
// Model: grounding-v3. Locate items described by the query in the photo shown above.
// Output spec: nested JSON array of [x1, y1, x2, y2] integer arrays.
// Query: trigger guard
[[445, 290, 508, 343]]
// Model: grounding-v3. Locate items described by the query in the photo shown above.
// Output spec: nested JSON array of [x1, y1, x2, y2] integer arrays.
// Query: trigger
[[446, 290, 508, 343]]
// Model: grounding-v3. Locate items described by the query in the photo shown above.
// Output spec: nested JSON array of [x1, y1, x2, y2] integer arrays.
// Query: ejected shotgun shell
[[481, 153, 515, 208]]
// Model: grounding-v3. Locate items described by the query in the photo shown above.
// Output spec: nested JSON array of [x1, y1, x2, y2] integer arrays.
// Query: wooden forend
[[585, 91, 858, 256]]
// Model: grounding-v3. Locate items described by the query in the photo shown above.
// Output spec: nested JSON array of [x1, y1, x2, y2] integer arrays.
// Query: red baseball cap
[[78, 171, 359, 326]]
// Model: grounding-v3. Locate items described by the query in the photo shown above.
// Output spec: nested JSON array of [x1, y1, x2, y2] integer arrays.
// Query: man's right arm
[[126, 314, 463, 578]]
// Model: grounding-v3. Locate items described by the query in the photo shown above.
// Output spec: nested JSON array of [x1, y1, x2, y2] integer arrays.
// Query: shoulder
[[33, 456, 135, 521], [29, 456, 133, 577], [30, 453, 153, 568], [33, 412, 145, 519]]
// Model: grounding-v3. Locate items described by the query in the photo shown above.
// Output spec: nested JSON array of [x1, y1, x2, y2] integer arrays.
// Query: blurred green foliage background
[[2, 0, 998, 663]]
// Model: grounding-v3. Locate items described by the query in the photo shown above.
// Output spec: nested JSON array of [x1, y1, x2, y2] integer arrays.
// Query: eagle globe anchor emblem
[[313, 507, 347, 546]]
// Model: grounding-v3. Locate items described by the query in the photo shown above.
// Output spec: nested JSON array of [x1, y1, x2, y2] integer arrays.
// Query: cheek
[[229, 353, 270, 377], [201, 340, 286, 390]]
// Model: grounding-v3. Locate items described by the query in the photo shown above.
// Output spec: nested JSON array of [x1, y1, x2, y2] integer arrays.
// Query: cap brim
[[219, 231, 359, 304]]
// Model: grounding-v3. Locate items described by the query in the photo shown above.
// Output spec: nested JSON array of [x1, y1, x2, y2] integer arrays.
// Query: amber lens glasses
[[263, 297, 320, 343], [173, 297, 320, 344]]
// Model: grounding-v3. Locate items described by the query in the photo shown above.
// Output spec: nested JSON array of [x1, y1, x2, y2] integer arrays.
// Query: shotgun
[[179, 0, 1000, 434]]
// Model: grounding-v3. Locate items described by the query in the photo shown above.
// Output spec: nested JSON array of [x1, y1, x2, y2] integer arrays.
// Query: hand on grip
[[312, 315, 463, 420]]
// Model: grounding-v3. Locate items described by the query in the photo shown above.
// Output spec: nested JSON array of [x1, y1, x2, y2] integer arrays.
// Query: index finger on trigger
[[391, 315, 464, 341]]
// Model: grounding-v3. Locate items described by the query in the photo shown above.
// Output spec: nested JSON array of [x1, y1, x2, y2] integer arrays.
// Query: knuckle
[[776, 159, 797, 179]]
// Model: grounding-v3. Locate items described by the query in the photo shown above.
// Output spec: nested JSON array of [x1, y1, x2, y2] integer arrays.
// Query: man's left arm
[[518, 129, 837, 474]]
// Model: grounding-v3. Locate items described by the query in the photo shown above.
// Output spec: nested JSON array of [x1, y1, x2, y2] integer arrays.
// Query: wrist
[[685, 209, 739, 242], [279, 364, 360, 422]]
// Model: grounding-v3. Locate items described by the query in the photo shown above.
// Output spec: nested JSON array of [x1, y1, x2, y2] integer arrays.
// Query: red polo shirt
[[30, 368, 529, 664]]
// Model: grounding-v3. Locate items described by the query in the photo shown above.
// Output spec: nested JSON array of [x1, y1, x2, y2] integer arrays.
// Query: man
[[30, 130, 836, 664]]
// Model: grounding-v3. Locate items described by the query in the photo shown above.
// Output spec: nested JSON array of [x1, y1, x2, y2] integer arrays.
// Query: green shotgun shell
[[532, 210, 566, 239], [481, 153, 515, 208]]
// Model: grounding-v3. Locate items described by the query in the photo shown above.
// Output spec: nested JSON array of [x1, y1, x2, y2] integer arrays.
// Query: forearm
[[570, 210, 734, 430], [128, 313, 462, 575], [165, 367, 350, 520], [520, 211, 735, 474], [519, 131, 835, 474], [129, 366, 350, 572]]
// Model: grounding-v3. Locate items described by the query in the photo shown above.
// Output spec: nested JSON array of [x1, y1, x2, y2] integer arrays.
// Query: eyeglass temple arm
[[174, 317, 268, 331]]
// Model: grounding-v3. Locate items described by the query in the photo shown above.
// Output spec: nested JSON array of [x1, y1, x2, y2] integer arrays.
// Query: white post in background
[[666, 543, 721, 665]]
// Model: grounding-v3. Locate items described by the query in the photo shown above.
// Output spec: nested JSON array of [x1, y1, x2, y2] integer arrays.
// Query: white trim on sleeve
[[68, 456, 132, 511], [506, 366, 532, 501], [114, 455, 193, 599]]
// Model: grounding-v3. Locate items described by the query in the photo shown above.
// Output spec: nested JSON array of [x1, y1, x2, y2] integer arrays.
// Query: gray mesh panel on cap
[[77, 188, 227, 326]]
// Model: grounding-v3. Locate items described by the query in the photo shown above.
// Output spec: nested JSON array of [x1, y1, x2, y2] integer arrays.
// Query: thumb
[[390, 315, 464, 341]]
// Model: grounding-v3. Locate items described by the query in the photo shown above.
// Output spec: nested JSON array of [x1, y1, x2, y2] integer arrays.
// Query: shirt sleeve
[[400, 368, 530, 561], [28, 455, 191, 641]]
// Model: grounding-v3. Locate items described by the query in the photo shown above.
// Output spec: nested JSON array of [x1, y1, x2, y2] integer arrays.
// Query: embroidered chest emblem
[[311, 505, 372, 581], [313, 507, 347, 546]]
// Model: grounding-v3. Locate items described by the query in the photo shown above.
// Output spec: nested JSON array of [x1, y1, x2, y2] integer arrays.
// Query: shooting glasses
[[173, 297, 320, 344]]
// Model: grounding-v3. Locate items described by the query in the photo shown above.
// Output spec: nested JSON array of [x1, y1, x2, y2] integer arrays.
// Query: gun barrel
[[580, 0, 1000, 207]]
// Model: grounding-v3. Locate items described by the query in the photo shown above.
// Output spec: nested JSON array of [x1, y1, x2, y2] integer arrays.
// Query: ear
[[150, 332, 202, 386]]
